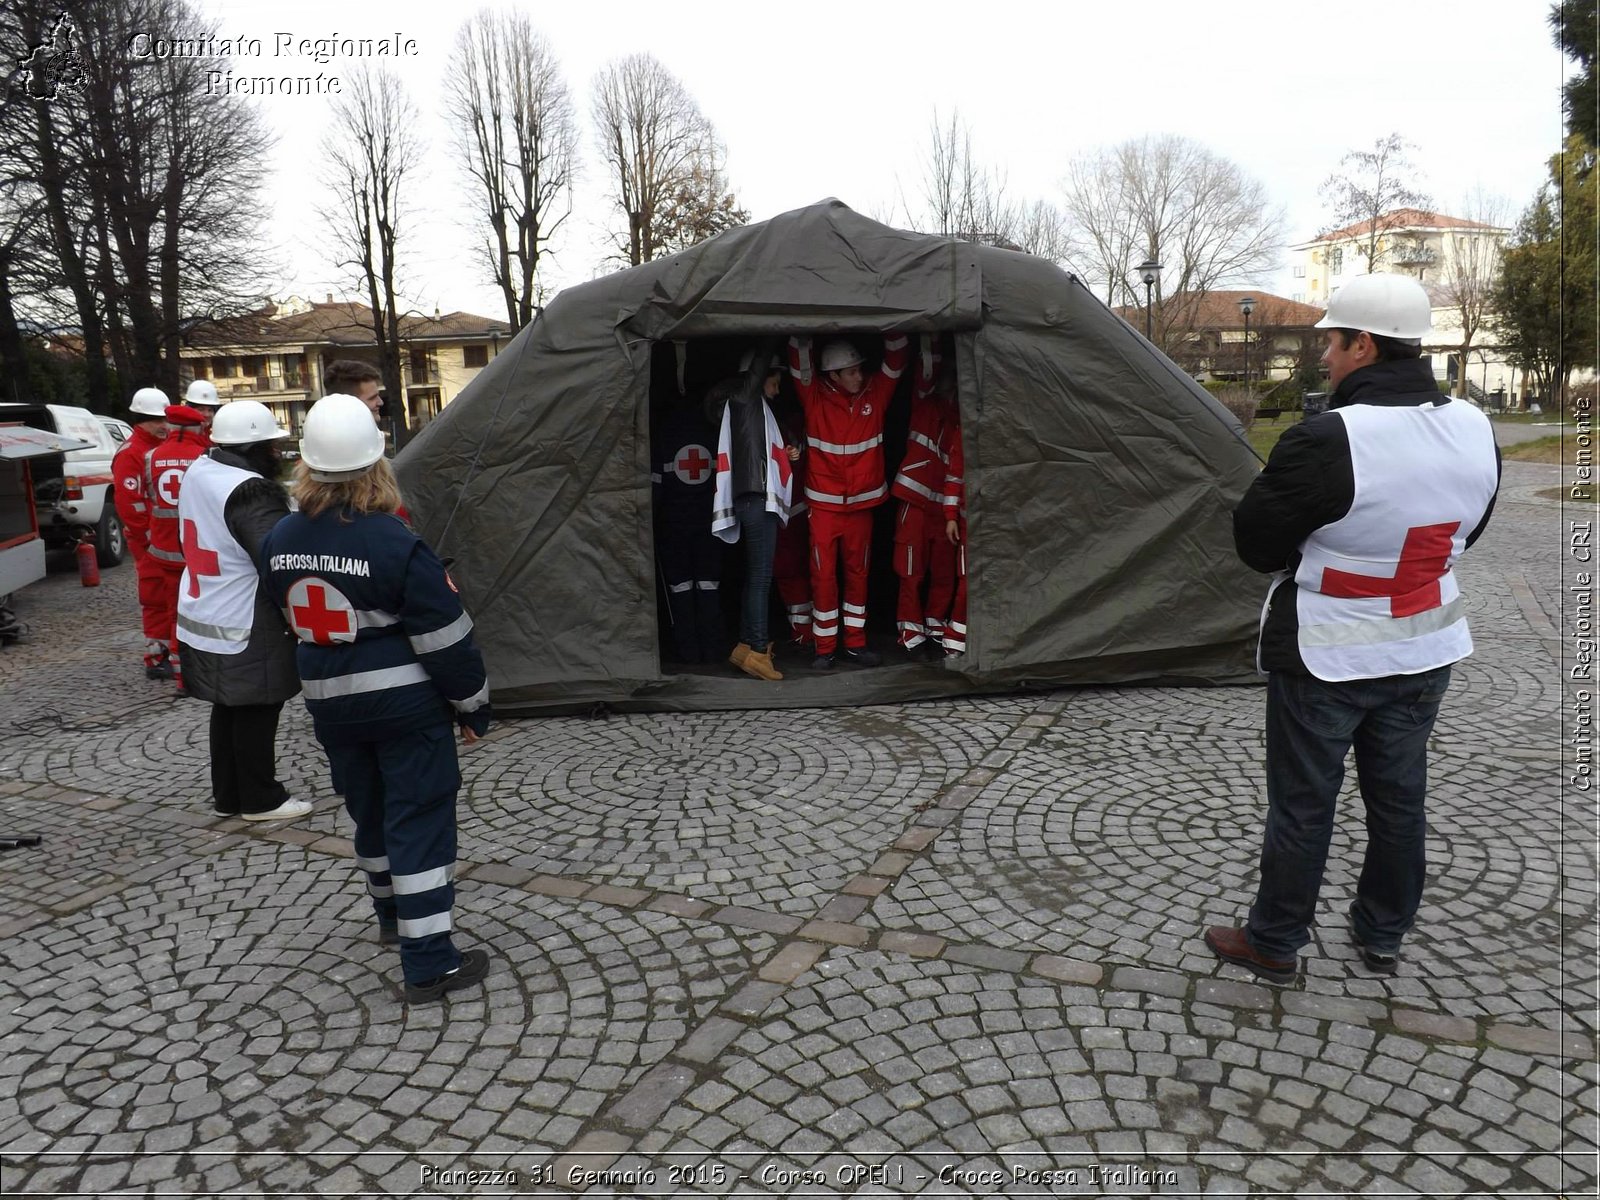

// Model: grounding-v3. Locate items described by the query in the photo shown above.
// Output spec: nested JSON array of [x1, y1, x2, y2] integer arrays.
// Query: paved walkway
[[0, 461, 1593, 1197]]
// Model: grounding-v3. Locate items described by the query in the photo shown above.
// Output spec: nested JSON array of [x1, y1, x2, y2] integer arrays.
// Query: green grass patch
[[1503, 436, 1567, 465]]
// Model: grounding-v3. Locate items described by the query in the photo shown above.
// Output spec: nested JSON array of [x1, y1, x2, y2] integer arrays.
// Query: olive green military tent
[[395, 200, 1264, 714]]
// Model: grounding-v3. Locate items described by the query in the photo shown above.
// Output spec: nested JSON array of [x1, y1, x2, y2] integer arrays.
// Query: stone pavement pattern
[[0, 460, 1594, 1197]]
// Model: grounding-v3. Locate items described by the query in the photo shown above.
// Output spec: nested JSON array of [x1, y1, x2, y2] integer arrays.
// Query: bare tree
[[1429, 191, 1509, 398], [908, 109, 1070, 263], [2, 0, 271, 408], [444, 10, 576, 333], [591, 53, 726, 266], [321, 67, 421, 429], [1321, 133, 1430, 272], [652, 142, 748, 255], [1060, 134, 1282, 348]]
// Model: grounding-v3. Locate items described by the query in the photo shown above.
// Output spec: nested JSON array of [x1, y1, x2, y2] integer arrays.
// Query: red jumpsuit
[[891, 369, 959, 651], [112, 424, 169, 671], [144, 421, 208, 689], [771, 408, 812, 646], [787, 335, 908, 655], [942, 424, 968, 656]]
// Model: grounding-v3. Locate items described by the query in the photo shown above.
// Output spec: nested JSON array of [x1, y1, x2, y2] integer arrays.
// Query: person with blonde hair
[[260, 394, 493, 1005]]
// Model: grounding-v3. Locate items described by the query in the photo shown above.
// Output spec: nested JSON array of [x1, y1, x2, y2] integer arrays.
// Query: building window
[[1329, 248, 1344, 274], [213, 356, 234, 377], [192, 361, 210, 379], [240, 356, 261, 376], [1292, 265, 1305, 278], [1292, 292, 1305, 304], [463, 344, 488, 368]]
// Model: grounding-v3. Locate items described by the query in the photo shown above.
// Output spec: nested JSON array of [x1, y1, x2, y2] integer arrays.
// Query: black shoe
[[924, 640, 947, 663], [212, 804, 240, 818], [379, 921, 400, 947], [1348, 915, 1399, 974], [404, 947, 491, 1004], [810, 654, 835, 671], [145, 661, 174, 680], [841, 646, 881, 667]]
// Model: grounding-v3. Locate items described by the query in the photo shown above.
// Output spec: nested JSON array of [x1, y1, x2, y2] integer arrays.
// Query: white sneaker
[[240, 798, 313, 822]]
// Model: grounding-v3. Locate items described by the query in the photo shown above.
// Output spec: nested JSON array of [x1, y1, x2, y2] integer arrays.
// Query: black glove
[[458, 704, 492, 738]]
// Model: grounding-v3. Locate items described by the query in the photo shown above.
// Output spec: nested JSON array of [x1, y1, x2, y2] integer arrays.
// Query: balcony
[[406, 366, 441, 386]]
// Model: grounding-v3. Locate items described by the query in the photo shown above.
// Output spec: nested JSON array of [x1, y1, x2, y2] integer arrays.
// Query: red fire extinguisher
[[76, 538, 100, 587]]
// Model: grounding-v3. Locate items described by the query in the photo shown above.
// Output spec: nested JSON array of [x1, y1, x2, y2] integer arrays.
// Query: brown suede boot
[[739, 646, 783, 681], [728, 643, 752, 671]]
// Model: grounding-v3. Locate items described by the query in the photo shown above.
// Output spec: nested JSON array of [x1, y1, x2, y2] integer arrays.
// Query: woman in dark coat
[[175, 400, 309, 822]]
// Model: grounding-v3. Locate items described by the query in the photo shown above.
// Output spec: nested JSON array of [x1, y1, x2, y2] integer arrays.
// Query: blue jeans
[[1247, 665, 1452, 960], [734, 495, 778, 648]]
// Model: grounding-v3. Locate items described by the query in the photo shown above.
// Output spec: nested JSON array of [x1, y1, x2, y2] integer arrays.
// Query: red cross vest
[[891, 394, 954, 511], [144, 431, 207, 566], [1291, 402, 1498, 681], [175, 454, 260, 655]]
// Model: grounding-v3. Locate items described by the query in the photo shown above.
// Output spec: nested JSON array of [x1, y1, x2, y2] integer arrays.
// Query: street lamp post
[[1238, 295, 1257, 391], [1136, 258, 1162, 342]]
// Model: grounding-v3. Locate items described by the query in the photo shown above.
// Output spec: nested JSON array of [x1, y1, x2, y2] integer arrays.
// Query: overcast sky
[[198, 0, 1571, 320]]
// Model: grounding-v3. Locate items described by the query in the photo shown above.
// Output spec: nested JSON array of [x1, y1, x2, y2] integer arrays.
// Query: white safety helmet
[[130, 387, 170, 418], [185, 379, 222, 407], [210, 400, 289, 446], [1314, 273, 1432, 342], [299, 394, 386, 481], [818, 340, 864, 373]]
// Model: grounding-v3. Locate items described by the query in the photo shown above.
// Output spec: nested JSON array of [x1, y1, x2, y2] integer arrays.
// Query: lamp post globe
[[1238, 295, 1257, 390], [1136, 258, 1163, 342]]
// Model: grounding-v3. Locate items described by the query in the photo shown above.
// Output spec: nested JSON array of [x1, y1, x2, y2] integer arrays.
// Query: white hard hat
[[299, 394, 386, 481], [1314, 273, 1432, 341], [210, 400, 289, 446], [819, 340, 864, 373], [130, 387, 170, 418], [185, 379, 222, 407]]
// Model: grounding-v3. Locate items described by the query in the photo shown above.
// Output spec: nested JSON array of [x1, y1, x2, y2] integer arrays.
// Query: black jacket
[[1233, 359, 1501, 674], [183, 449, 301, 707]]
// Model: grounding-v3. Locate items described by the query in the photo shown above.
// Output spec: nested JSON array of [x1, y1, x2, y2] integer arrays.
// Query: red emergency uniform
[[942, 423, 968, 656], [771, 407, 812, 646], [144, 412, 209, 689], [788, 335, 908, 655], [891, 368, 959, 651], [112, 423, 169, 671]]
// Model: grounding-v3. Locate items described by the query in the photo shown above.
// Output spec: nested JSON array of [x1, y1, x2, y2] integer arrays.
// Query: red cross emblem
[[156, 466, 184, 507], [769, 441, 792, 487], [286, 578, 357, 645], [673, 444, 712, 485], [1321, 522, 1460, 618], [181, 519, 221, 598]]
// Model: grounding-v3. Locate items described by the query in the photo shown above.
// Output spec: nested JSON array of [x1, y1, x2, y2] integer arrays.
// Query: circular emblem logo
[[156, 467, 184, 506], [861, 402, 873, 417], [672, 442, 714, 486], [122, 476, 140, 491], [286, 577, 358, 645]]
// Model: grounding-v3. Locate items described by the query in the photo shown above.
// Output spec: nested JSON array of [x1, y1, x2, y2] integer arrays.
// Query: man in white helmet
[[112, 387, 172, 677], [787, 332, 909, 669], [183, 379, 224, 445], [1206, 273, 1501, 985], [175, 400, 309, 823]]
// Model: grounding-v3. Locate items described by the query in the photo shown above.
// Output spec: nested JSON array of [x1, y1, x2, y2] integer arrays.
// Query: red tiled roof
[[184, 301, 509, 351], [1114, 290, 1325, 329], [1310, 208, 1500, 244]]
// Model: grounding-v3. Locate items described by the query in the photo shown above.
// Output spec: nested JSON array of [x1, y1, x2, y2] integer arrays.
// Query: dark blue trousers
[[325, 723, 462, 983], [1247, 665, 1451, 960], [735, 495, 779, 649]]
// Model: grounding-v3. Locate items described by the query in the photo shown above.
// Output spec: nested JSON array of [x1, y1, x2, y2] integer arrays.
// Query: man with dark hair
[[323, 359, 384, 421], [1207, 273, 1501, 985]]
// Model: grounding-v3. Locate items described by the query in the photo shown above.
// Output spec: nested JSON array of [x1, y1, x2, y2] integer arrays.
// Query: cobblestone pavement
[[0, 460, 1594, 1197]]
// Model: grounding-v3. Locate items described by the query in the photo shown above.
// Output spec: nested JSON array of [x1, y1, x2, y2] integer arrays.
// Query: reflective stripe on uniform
[[301, 663, 431, 699], [397, 912, 452, 939], [177, 612, 252, 644], [1299, 596, 1466, 648], [696, 580, 719, 591], [807, 433, 883, 456], [355, 854, 391, 873], [893, 474, 943, 504], [805, 483, 887, 506], [451, 681, 491, 713], [908, 431, 949, 461], [147, 545, 185, 563], [367, 881, 394, 899], [392, 864, 455, 895], [409, 611, 473, 656]]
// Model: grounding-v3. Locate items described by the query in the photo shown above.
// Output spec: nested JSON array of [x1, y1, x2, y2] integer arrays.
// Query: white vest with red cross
[[1293, 401, 1498, 682], [175, 453, 260, 655]]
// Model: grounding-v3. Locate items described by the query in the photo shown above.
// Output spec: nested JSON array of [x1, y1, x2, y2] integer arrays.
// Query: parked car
[[0, 403, 128, 567], [0, 420, 95, 606]]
